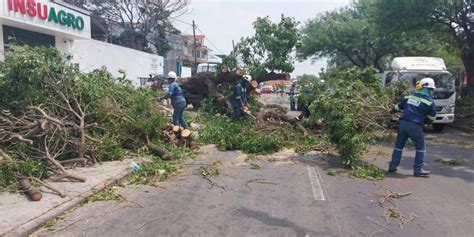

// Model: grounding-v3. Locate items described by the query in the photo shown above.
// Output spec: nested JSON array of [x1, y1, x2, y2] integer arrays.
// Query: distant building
[[180, 35, 210, 66], [164, 34, 212, 76]]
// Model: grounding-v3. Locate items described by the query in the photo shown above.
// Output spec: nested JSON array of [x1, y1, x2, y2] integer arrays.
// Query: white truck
[[383, 57, 456, 132]]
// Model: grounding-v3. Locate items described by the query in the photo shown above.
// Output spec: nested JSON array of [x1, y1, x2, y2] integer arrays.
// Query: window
[[3, 25, 55, 49]]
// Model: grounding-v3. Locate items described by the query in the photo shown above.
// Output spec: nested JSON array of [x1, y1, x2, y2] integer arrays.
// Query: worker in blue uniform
[[389, 78, 437, 177], [160, 71, 189, 132], [230, 75, 251, 119]]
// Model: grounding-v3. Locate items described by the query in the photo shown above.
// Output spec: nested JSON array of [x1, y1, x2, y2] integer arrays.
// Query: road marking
[[307, 165, 326, 201]]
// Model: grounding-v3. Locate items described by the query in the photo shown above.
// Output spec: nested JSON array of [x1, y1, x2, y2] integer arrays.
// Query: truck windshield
[[399, 72, 454, 90]]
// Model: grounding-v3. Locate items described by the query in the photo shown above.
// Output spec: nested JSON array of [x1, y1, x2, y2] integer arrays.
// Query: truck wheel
[[432, 124, 445, 132]]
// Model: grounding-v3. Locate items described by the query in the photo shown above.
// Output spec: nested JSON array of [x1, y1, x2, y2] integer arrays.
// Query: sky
[[174, 0, 351, 78]]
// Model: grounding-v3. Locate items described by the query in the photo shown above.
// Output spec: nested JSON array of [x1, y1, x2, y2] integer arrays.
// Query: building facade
[[164, 34, 212, 76], [0, 0, 163, 86]]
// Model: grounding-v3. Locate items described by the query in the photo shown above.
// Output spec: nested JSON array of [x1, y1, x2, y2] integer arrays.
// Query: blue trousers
[[290, 100, 296, 111], [232, 106, 243, 119], [172, 101, 188, 129], [389, 120, 426, 172]]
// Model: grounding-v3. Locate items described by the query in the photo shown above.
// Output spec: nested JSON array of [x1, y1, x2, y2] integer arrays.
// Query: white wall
[[69, 39, 163, 86], [181, 66, 192, 78]]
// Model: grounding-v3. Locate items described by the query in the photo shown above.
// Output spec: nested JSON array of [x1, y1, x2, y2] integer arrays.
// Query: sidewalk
[[0, 159, 142, 237]]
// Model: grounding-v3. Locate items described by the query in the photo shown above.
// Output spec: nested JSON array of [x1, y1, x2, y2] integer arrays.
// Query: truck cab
[[196, 62, 218, 73], [383, 57, 456, 132]]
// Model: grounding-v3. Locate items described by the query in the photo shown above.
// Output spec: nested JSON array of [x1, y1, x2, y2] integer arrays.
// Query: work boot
[[414, 169, 431, 177], [387, 168, 397, 173]]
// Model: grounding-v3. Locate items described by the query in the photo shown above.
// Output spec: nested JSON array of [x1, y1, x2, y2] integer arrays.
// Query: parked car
[[261, 86, 274, 94]]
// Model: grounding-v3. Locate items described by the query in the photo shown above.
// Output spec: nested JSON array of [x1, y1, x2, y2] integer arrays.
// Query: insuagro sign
[[0, 0, 91, 39], [7, 0, 84, 30]]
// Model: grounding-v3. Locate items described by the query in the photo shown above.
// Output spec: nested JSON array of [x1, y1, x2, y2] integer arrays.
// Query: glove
[[389, 108, 397, 114]]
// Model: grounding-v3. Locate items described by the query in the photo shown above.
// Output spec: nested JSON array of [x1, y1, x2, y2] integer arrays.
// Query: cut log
[[31, 177, 66, 198], [143, 134, 173, 160], [181, 129, 191, 138], [20, 178, 42, 201], [146, 143, 173, 160]]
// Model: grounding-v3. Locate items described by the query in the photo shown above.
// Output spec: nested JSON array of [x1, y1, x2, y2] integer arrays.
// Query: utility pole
[[192, 20, 198, 75], [232, 40, 235, 49]]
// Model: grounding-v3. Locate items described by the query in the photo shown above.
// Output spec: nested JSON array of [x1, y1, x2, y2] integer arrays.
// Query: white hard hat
[[419, 77, 436, 89], [167, 71, 177, 79], [243, 74, 252, 82]]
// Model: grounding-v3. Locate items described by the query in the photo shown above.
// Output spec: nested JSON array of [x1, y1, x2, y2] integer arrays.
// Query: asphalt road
[[34, 94, 474, 237]]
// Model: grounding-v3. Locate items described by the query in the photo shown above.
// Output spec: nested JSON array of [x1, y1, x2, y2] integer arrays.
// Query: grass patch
[[435, 158, 469, 166], [350, 164, 386, 181]]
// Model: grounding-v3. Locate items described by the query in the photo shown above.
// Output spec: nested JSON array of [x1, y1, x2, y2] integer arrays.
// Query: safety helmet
[[167, 71, 177, 80], [243, 75, 252, 82], [419, 77, 436, 89]]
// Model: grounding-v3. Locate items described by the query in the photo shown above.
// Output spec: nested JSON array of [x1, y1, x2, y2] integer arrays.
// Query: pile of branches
[[178, 69, 308, 132], [308, 67, 396, 167], [0, 46, 175, 200]]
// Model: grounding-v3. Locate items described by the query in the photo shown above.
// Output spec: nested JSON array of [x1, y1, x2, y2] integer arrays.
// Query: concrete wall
[[69, 39, 163, 86]]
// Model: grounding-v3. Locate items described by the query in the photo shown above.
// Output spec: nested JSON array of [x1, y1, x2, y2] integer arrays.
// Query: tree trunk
[[256, 72, 290, 83], [461, 51, 474, 98]]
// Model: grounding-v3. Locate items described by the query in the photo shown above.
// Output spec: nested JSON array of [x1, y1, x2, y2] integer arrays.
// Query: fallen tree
[[307, 67, 395, 167], [0, 46, 181, 199], [177, 69, 299, 131], [257, 104, 308, 136]]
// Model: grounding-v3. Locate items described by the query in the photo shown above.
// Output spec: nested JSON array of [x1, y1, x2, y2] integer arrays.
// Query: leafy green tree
[[79, 0, 188, 56], [232, 15, 300, 78], [373, 0, 474, 96], [296, 74, 319, 86], [297, 3, 439, 72]]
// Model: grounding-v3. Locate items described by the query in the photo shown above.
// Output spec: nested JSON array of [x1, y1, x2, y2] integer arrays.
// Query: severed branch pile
[[256, 104, 309, 135], [178, 69, 307, 134], [0, 46, 177, 201]]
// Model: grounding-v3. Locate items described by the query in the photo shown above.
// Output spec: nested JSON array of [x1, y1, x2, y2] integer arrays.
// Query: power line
[[196, 26, 226, 55], [171, 18, 227, 55], [172, 18, 193, 26]]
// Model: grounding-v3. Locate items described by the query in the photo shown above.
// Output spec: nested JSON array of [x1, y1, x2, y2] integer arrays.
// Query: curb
[[3, 168, 131, 237], [447, 124, 474, 134]]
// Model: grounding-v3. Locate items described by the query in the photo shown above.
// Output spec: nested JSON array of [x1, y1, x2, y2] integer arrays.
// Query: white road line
[[307, 165, 326, 201]]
